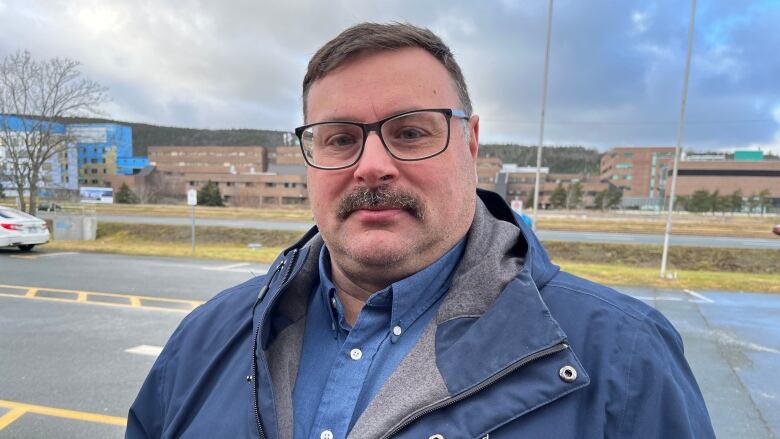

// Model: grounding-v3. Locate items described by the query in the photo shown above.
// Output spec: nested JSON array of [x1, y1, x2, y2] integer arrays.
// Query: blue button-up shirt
[[292, 239, 466, 439]]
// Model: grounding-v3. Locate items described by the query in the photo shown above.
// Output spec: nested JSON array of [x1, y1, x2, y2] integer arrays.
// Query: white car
[[0, 206, 50, 252]]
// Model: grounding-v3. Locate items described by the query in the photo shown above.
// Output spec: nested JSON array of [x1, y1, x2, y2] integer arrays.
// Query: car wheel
[[18, 244, 35, 252]]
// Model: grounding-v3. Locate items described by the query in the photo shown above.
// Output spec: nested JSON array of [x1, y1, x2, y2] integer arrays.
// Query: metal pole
[[661, 0, 697, 278], [532, 0, 554, 229], [191, 204, 195, 255]]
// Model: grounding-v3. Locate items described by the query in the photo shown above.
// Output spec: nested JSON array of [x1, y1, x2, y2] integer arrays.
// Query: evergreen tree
[[747, 193, 760, 215], [525, 191, 535, 209], [593, 189, 608, 210], [728, 190, 743, 214], [674, 195, 689, 212], [607, 190, 623, 209], [115, 183, 140, 204], [688, 190, 712, 213], [550, 183, 567, 209], [566, 182, 583, 209], [198, 180, 225, 207]]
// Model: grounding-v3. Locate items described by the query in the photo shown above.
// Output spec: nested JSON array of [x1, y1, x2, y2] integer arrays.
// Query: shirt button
[[392, 325, 403, 336], [350, 348, 363, 360], [320, 430, 334, 439], [330, 297, 337, 308]]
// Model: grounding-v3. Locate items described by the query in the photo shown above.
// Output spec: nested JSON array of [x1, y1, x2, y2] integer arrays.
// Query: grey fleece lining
[[265, 235, 324, 439], [436, 198, 524, 325]]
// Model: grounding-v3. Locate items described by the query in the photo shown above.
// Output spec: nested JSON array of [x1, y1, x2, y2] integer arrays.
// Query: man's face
[[305, 48, 479, 279]]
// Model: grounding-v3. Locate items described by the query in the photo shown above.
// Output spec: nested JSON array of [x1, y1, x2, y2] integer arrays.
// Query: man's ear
[[468, 115, 480, 160]]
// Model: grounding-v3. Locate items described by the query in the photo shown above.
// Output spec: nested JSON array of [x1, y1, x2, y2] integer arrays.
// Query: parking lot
[[1, 248, 778, 438]]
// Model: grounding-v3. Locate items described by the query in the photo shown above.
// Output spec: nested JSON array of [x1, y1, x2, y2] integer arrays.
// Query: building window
[[263, 196, 277, 204], [623, 152, 634, 157], [615, 163, 633, 169]]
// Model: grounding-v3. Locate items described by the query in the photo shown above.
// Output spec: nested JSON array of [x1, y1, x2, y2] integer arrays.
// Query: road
[[1, 248, 778, 438], [39, 213, 780, 249]]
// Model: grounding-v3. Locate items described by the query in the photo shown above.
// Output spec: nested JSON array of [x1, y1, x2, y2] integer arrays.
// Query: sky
[[1, 0, 779, 153]]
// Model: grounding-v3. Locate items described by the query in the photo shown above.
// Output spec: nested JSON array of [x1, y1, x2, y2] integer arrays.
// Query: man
[[127, 23, 714, 438]]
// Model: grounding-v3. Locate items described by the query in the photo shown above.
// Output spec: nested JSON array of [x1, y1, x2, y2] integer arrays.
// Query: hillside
[[479, 144, 602, 174], [59, 116, 292, 156]]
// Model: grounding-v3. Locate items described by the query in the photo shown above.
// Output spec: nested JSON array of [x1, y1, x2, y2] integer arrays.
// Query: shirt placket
[[310, 303, 389, 439]]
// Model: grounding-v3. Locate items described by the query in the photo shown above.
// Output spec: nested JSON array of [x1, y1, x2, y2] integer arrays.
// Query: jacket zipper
[[379, 341, 569, 439], [251, 249, 300, 439]]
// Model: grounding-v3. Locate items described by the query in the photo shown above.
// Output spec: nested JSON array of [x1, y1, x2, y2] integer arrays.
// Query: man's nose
[[352, 132, 399, 187]]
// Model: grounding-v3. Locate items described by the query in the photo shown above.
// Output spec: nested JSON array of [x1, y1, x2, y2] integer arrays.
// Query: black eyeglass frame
[[294, 108, 470, 170]]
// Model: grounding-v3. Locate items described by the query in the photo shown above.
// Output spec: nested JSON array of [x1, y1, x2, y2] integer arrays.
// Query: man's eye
[[326, 134, 358, 147], [396, 128, 427, 140]]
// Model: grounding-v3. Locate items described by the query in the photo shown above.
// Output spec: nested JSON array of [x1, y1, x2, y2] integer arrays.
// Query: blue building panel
[[116, 157, 150, 174], [2, 116, 148, 190]]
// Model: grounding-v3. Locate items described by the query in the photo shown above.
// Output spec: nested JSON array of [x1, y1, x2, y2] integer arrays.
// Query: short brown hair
[[302, 22, 472, 119]]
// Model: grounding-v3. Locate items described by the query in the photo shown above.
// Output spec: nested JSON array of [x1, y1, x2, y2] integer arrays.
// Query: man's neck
[[329, 260, 392, 327]]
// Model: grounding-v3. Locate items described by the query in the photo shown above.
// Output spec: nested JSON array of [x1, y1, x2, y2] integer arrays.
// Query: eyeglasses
[[295, 108, 469, 170]]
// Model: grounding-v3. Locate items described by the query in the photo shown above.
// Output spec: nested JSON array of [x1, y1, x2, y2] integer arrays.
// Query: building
[[150, 145, 267, 176], [600, 146, 676, 209], [601, 146, 780, 211], [69, 124, 148, 186], [479, 159, 609, 209], [674, 155, 780, 209], [145, 145, 309, 207], [0, 115, 74, 195]]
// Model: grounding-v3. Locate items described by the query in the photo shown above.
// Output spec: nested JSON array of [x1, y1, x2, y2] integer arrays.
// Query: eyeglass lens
[[300, 110, 449, 168]]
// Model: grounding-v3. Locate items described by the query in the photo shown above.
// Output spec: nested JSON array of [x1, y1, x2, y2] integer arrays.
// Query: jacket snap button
[[559, 365, 577, 383], [429, 435, 445, 439]]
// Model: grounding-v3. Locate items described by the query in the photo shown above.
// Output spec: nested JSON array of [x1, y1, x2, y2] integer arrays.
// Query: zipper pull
[[257, 260, 286, 302]]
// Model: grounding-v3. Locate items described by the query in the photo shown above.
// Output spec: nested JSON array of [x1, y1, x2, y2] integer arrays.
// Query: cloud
[[0, 0, 778, 151]]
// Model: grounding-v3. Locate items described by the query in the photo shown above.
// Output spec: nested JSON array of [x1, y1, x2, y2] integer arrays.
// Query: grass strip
[[544, 241, 780, 274], [559, 261, 780, 294]]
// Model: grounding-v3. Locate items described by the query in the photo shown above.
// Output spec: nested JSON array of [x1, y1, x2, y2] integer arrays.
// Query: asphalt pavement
[[1, 248, 778, 438], [38, 213, 780, 249]]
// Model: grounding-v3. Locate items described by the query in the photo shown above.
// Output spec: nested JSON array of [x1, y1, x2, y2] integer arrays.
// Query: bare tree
[[0, 50, 109, 213]]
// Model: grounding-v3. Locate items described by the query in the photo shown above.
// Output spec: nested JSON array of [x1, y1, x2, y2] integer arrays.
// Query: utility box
[[53, 215, 97, 240]]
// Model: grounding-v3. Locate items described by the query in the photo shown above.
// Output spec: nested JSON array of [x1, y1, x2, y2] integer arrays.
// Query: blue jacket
[[127, 190, 714, 438]]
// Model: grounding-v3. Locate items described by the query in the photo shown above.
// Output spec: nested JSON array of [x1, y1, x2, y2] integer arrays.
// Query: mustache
[[337, 186, 425, 221]]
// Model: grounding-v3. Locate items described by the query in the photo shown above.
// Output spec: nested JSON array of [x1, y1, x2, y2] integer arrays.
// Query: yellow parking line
[[0, 408, 26, 430], [0, 284, 204, 313], [0, 293, 195, 313], [0, 284, 202, 304], [0, 400, 126, 430]]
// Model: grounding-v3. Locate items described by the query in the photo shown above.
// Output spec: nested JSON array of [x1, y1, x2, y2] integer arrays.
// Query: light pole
[[661, 0, 697, 278], [532, 0, 554, 229]]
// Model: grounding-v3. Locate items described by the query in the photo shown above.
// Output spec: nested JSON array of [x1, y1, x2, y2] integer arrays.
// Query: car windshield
[[0, 207, 38, 220]]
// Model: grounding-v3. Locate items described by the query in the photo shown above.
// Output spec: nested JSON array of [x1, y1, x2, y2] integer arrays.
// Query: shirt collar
[[318, 238, 466, 337]]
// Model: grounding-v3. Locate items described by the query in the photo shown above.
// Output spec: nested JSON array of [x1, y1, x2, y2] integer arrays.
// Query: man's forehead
[[305, 48, 459, 123]]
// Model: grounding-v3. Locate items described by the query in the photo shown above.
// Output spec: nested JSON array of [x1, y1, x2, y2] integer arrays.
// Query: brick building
[[674, 159, 780, 209], [479, 159, 609, 209], [600, 146, 676, 209], [140, 145, 308, 207]]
